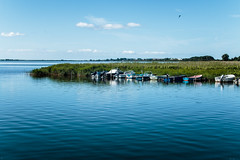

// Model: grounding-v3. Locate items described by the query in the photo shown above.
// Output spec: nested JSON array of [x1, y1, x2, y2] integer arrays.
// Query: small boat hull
[[215, 75, 235, 82], [124, 70, 136, 79], [91, 71, 107, 80], [142, 72, 152, 81], [165, 75, 186, 83], [136, 76, 143, 81], [126, 75, 133, 79], [150, 75, 157, 80], [157, 75, 168, 82], [143, 75, 150, 81], [184, 75, 202, 82], [135, 74, 143, 81], [115, 74, 126, 79]]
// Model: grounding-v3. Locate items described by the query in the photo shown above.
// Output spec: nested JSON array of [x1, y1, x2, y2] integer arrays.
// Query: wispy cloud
[[78, 49, 98, 53], [1, 32, 24, 37], [67, 50, 73, 53], [103, 24, 124, 29], [127, 23, 141, 27], [85, 16, 107, 25], [76, 16, 140, 30], [231, 14, 240, 18], [7, 49, 32, 52], [76, 22, 94, 28], [66, 49, 99, 53], [122, 50, 135, 54]]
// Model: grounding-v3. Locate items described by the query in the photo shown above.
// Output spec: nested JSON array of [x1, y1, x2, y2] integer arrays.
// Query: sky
[[0, 0, 240, 60]]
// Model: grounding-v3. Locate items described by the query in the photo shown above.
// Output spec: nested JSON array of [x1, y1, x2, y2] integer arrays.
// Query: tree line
[[183, 54, 240, 61], [221, 54, 240, 61]]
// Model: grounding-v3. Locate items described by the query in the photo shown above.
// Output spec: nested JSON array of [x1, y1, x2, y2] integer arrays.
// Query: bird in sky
[[178, 15, 181, 18]]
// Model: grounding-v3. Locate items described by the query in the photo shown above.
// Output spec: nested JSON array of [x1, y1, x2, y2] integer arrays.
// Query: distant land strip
[[2, 54, 240, 61]]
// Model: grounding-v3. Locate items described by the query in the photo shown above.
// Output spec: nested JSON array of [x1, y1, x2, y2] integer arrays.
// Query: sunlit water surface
[[0, 61, 240, 160]]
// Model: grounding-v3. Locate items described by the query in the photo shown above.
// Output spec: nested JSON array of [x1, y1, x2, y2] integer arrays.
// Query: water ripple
[[1, 63, 240, 159]]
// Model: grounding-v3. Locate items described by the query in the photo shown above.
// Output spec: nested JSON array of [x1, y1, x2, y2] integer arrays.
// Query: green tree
[[238, 56, 240, 61], [222, 54, 229, 61]]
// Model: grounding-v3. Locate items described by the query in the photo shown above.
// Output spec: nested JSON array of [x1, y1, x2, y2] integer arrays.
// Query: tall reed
[[31, 61, 240, 80]]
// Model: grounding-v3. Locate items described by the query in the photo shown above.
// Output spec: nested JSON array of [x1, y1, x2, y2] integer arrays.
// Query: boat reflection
[[45, 76, 239, 89], [215, 82, 235, 90]]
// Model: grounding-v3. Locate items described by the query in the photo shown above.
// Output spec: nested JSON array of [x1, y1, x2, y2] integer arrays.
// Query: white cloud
[[122, 50, 135, 54], [127, 23, 141, 27], [78, 49, 92, 52], [78, 49, 98, 53], [76, 16, 141, 30], [67, 50, 73, 53], [85, 16, 107, 25], [103, 24, 124, 29], [231, 14, 240, 18], [1, 32, 24, 37], [92, 49, 98, 53], [7, 49, 32, 52], [76, 22, 94, 28], [144, 51, 166, 55]]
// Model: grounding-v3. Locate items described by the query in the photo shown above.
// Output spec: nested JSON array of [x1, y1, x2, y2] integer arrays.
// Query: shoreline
[[30, 61, 240, 81]]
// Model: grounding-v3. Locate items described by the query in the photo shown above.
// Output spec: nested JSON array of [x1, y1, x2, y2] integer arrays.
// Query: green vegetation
[[182, 56, 215, 61], [222, 54, 230, 61], [31, 61, 240, 80]]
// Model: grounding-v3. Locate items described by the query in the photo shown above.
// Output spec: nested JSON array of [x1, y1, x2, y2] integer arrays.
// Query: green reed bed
[[31, 61, 240, 80]]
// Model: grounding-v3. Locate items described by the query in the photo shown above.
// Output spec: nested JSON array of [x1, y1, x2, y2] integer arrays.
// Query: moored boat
[[94, 71, 102, 79], [91, 71, 107, 79], [143, 72, 151, 81], [150, 74, 158, 80], [114, 73, 126, 79], [215, 74, 235, 82], [106, 68, 123, 79], [135, 74, 143, 81], [157, 75, 168, 82], [164, 75, 186, 83], [183, 75, 202, 82], [145, 71, 158, 80], [124, 70, 136, 79]]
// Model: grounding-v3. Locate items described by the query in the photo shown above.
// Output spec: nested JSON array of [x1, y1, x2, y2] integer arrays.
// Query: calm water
[[1, 61, 240, 160]]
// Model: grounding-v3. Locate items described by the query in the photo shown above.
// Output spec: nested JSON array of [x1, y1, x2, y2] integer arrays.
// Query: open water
[[0, 61, 240, 160]]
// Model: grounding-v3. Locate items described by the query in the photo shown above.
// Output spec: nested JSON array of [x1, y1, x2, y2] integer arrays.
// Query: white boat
[[144, 71, 157, 80], [215, 74, 235, 82], [150, 74, 157, 80], [114, 73, 126, 79], [91, 71, 102, 79], [142, 71, 151, 81], [107, 69, 119, 75], [106, 68, 123, 79], [124, 70, 136, 79]]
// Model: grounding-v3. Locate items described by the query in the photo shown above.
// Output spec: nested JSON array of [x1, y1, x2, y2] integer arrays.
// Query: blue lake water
[[1, 61, 240, 160]]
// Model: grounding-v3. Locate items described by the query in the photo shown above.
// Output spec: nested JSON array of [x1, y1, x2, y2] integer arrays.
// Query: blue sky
[[0, 0, 240, 60]]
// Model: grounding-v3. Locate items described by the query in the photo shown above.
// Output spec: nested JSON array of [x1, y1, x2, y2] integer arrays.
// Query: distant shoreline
[[0, 59, 87, 61], [0, 55, 220, 62]]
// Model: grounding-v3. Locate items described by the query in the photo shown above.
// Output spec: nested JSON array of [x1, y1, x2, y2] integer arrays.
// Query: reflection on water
[[1, 62, 240, 160], [44, 75, 240, 91], [215, 82, 235, 91], [51, 76, 238, 88]]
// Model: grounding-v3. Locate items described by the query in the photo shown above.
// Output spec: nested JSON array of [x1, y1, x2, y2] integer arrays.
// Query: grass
[[30, 61, 240, 80]]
